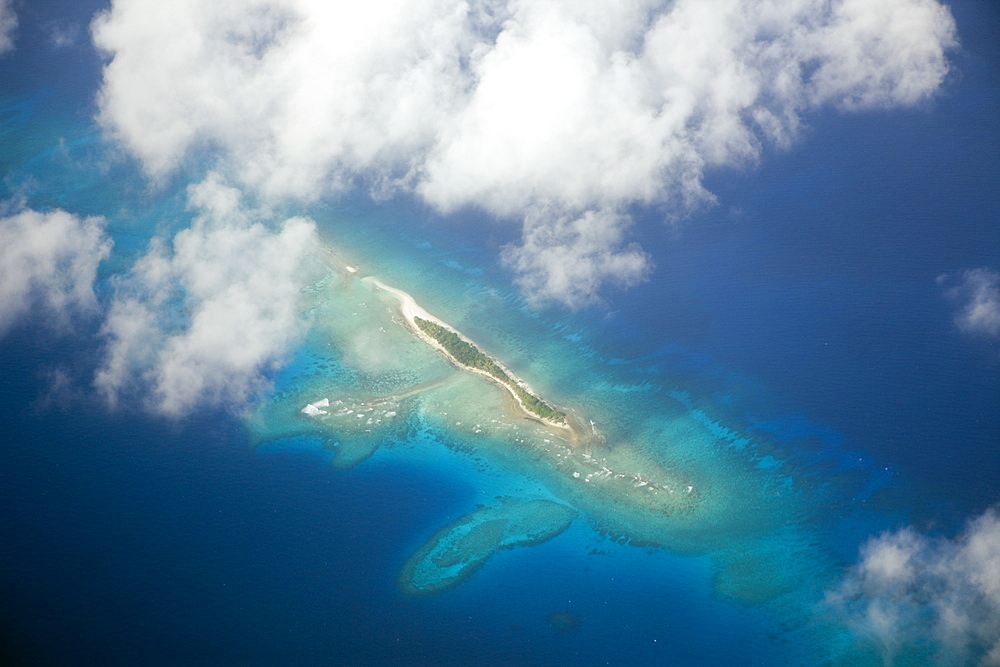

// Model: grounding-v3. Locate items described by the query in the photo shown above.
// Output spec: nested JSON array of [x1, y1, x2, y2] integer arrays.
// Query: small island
[[412, 317, 566, 424], [282, 265, 701, 599], [362, 276, 572, 432]]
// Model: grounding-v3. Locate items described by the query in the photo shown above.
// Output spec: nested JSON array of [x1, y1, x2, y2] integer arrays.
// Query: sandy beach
[[362, 276, 573, 434]]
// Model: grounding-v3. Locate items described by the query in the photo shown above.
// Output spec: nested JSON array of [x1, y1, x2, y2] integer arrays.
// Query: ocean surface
[[1, 1, 998, 665]]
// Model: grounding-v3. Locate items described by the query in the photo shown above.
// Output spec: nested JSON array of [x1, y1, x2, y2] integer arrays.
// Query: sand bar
[[362, 276, 573, 433]]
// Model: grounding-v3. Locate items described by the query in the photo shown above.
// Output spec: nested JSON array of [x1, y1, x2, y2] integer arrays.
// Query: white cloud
[[502, 207, 650, 308], [95, 174, 321, 416], [92, 0, 957, 306], [827, 509, 1000, 665], [0, 206, 112, 336], [940, 268, 1000, 339], [0, 0, 16, 55], [804, 0, 959, 109]]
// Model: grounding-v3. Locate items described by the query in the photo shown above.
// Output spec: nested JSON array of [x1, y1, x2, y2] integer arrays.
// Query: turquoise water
[[1, 1, 998, 664], [241, 197, 894, 661]]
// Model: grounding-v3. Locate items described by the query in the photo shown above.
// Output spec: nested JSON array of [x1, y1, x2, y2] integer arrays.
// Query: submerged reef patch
[[399, 497, 578, 595]]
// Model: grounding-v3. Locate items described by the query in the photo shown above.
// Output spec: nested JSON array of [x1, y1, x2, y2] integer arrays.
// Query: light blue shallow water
[[1, 1, 998, 664]]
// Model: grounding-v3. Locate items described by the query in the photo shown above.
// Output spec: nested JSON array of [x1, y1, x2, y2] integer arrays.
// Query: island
[[362, 276, 574, 434], [412, 317, 566, 424], [274, 266, 703, 598], [246, 250, 807, 607]]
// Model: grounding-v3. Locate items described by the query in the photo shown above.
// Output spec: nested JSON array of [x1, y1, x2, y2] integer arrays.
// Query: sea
[[1, 1, 997, 665]]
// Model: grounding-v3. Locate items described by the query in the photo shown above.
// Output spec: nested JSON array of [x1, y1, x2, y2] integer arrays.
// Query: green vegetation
[[414, 317, 566, 424]]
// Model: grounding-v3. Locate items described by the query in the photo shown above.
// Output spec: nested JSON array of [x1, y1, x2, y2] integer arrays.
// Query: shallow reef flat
[[399, 497, 578, 595], [253, 251, 839, 609]]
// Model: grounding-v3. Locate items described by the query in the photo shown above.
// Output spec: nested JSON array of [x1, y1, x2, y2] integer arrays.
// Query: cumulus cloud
[[0, 206, 112, 337], [940, 268, 1000, 339], [827, 509, 1000, 665], [92, 0, 957, 306], [502, 207, 650, 308], [0, 0, 16, 55], [95, 174, 321, 416]]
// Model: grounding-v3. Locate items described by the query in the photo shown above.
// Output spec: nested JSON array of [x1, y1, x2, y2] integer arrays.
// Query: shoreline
[[362, 276, 577, 436]]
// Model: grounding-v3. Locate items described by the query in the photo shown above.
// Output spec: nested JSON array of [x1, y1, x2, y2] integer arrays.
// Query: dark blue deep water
[[1, 1, 998, 665]]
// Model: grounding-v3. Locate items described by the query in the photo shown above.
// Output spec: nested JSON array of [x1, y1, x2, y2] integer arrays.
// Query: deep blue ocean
[[1, 1, 998, 665]]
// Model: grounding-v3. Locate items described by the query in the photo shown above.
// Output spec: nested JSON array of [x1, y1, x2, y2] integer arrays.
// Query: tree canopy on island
[[414, 317, 566, 423]]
